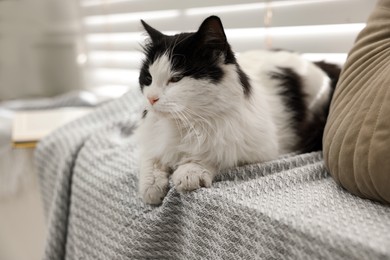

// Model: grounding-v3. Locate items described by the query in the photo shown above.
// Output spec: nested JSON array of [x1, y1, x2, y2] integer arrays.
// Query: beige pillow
[[324, 0, 390, 204]]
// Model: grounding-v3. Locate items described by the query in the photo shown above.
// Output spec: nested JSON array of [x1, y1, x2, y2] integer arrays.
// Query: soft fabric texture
[[36, 88, 390, 260], [0, 90, 114, 197], [324, 0, 390, 204]]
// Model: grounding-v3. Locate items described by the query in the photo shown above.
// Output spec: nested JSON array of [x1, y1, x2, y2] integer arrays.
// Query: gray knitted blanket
[[36, 88, 390, 260]]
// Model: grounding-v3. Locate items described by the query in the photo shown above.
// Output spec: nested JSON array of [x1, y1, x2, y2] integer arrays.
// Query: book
[[12, 108, 93, 148]]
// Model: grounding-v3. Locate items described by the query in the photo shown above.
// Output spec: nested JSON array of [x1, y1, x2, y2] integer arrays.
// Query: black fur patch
[[270, 64, 340, 153], [270, 67, 307, 127], [139, 32, 227, 87], [304, 61, 341, 151], [236, 65, 251, 97], [314, 61, 341, 90], [139, 16, 252, 97]]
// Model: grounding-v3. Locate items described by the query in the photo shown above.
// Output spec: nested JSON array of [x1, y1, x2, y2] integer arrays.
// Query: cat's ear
[[196, 16, 227, 48], [141, 20, 164, 43]]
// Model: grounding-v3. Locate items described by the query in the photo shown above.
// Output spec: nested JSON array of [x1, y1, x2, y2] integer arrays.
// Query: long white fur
[[137, 50, 331, 204]]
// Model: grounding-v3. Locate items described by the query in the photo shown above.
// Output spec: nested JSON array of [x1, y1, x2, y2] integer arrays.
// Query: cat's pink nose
[[148, 96, 159, 105]]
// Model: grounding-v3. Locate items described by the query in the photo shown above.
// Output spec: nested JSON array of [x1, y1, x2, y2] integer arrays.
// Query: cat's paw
[[139, 169, 169, 205], [172, 163, 213, 193]]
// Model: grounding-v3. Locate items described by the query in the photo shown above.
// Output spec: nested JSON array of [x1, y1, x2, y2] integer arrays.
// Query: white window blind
[[77, 0, 376, 94]]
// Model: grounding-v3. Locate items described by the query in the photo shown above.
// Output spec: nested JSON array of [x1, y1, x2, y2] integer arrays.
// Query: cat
[[136, 16, 340, 205]]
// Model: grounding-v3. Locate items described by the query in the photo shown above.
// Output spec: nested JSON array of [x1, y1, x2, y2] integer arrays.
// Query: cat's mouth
[[149, 101, 182, 116], [148, 104, 173, 117]]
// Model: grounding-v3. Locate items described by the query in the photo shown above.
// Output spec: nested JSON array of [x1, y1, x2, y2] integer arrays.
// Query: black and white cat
[[136, 16, 340, 204]]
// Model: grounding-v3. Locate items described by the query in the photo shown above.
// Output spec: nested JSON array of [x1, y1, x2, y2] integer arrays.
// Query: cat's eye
[[144, 73, 152, 86], [168, 75, 183, 84]]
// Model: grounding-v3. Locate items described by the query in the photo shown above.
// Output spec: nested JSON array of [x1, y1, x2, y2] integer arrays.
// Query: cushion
[[324, 0, 390, 204]]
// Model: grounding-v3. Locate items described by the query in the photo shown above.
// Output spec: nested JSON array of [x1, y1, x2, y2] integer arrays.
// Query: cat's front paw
[[139, 169, 169, 205], [172, 163, 213, 193]]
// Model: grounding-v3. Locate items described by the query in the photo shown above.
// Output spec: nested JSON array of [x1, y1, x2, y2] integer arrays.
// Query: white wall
[[0, 0, 82, 101]]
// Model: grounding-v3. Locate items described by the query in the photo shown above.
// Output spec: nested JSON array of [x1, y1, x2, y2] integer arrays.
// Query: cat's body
[[136, 16, 340, 204]]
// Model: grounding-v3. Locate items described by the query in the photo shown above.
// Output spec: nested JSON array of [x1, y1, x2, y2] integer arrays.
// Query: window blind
[[77, 0, 376, 94]]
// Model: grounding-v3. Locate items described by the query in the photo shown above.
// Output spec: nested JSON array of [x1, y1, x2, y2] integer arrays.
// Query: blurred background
[[0, 0, 376, 259]]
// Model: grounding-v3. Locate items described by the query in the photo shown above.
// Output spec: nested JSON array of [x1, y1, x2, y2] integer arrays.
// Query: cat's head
[[139, 16, 250, 118]]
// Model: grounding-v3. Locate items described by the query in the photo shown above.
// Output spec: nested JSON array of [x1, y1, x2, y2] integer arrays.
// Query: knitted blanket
[[36, 88, 390, 260]]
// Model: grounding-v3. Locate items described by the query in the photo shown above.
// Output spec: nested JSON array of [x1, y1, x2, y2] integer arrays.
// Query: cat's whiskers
[[181, 107, 216, 140], [175, 109, 202, 151], [187, 106, 222, 127], [169, 110, 184, 140], [166, 101, 218, 141], [163, 102, 200, 147], [198, 106, 224, 120]]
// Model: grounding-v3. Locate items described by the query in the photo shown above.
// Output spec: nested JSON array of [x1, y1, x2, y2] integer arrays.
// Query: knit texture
[[36, 88, 390, 260]]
